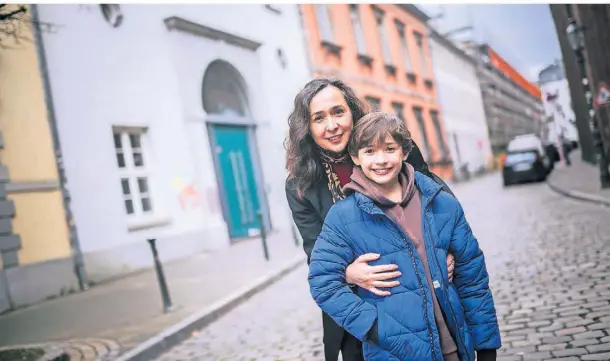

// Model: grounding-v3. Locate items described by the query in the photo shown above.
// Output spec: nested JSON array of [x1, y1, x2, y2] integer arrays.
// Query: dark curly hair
[[284, 77, 367, 198]]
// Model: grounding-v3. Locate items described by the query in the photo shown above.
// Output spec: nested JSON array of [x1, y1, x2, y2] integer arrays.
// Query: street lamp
[[565, 12, 610, 188]]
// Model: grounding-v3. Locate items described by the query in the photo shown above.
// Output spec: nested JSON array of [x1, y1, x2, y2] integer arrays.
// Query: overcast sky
[[417, 4, 562, 82]]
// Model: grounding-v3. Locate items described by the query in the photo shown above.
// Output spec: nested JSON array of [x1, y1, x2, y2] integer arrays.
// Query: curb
[[114, 253, 306, 361], [547, 179, 610, 208]]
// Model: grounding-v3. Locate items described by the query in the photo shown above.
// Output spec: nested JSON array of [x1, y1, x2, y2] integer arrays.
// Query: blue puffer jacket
[[308, 172, 501, 361]]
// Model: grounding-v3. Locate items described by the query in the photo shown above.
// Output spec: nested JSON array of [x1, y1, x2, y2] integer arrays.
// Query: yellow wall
[[11, 192, 71, 264], [0, 5, 71, 264]]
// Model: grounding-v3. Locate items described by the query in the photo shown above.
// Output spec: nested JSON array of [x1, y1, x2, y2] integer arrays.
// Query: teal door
[[211, 124, 262, 239]]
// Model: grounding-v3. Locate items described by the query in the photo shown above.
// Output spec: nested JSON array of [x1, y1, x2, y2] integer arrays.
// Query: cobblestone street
[[155, 173, 610, 361]]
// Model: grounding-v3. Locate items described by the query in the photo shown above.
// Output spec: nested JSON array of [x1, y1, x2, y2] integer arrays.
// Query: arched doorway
[[203, 60, 264, 239]]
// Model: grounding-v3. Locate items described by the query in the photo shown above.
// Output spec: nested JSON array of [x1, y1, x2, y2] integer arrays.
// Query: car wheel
[[503, 177, 511, 187]]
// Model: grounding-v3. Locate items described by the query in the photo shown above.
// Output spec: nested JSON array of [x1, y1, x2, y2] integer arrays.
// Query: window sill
[[128, 216, 172, 232], [357, 53, 373, 68], [429, 158, 453, 167], [385, 64, 397, 77], [406, 72, 417, 84], [321, 40, 343, 56]]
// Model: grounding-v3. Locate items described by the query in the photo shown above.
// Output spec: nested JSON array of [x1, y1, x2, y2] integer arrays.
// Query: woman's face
[[309, 86, 354, 154]]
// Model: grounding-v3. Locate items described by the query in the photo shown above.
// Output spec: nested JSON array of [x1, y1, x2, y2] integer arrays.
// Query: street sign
[[594, 82, 610, 110]]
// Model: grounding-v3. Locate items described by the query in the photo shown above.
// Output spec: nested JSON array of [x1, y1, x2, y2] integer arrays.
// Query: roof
[[482, 44, 542, 100]]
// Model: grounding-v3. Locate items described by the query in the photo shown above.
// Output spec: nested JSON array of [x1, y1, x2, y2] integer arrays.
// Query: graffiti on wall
[[172, 178, 201, 210]]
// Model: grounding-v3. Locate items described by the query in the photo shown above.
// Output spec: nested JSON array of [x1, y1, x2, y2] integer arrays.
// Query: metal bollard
[[257, 211, 270, 261], [147, 238, 174, 313]]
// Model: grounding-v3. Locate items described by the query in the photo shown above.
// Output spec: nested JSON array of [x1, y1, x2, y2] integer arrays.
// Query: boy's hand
[[346, 253, 401, 296], [447, 253, 455, 282]]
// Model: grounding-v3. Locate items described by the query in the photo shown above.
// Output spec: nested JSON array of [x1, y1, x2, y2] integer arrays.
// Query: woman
[[284, 77, 457, 361]]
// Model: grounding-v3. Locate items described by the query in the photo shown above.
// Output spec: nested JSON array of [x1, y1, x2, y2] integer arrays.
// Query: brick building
[[300, 4, 452, 179]]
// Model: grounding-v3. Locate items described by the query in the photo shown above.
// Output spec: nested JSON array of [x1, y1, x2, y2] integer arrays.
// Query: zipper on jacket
[[381, 215, 439, 361], [424, 212, 472, 361]]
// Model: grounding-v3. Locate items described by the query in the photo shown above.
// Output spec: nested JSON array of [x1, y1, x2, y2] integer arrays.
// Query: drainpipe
[[31, 5, 89, 291]]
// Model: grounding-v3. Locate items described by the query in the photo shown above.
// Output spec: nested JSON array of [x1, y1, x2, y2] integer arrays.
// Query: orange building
[[300, 4, 452, 179]]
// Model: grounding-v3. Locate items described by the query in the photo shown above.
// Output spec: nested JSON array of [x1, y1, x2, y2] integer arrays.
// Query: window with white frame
[[365, 96, 381, 112], [395, 20, 412, 72], [412, 107, 431, 161], [414, 31, 429, 77], [372, 6, 392, 65], [315, 4, 335, 43], [349, 4, 367, 55], [430, 110, 448, 159], [113, 127, 154, 218]]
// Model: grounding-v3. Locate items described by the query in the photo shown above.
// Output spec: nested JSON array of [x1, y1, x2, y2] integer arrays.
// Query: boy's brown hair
[[348, 112, 414, 157]]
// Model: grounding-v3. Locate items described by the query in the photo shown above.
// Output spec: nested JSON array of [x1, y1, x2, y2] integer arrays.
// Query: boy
[[308, 112, 501, 361]]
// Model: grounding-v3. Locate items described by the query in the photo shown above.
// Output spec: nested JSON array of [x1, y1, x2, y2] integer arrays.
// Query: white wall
[[37, 4, 311, 281], [430, 37, 492, 175]]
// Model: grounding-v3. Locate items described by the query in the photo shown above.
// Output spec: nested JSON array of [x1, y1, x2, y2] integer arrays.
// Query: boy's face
[[351, 134, 408, 188]]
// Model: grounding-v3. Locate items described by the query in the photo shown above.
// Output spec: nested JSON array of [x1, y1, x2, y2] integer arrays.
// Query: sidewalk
[[0, 229, 305, 359], [547, 149, 610, 206]]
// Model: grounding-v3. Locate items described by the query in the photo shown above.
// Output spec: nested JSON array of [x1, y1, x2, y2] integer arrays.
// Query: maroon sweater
[[332, 162, 353, 187], [344, 163, 459, 361]]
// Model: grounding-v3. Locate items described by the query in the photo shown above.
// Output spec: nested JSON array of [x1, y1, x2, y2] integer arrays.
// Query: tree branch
[[0, 5, 26, 21]]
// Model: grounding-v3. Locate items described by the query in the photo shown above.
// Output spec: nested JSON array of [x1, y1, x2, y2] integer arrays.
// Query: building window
[[430, 110, 448, 159], [365, 96, 381, 112], [372, 6, 392, 66], [412, 107, 431, 160], [392, 102, 405, 122], [349, 4, 367, 55], [113, 127, 154, 218], [315, 5, 335, 43], [414, 31, 429, 78], [395, 20, 412, 73]]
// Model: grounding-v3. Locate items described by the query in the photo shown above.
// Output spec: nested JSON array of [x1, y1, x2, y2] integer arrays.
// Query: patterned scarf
[[318, 148, 349, 204]]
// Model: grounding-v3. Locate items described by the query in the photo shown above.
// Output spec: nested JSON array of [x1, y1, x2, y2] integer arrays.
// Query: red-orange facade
[[301, 4, 452, 179]]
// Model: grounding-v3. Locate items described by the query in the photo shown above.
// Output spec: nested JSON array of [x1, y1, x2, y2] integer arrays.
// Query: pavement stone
[[155, 172, 610, 361]]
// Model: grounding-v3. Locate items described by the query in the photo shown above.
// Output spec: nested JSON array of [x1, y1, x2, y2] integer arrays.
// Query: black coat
[[285, 142, 453, 360]]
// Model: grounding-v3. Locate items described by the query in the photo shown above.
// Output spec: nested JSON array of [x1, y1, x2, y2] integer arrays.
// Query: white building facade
[[539, 61, 579, 145], [429, 31, 492, 178], [36, 4, 311, 282]]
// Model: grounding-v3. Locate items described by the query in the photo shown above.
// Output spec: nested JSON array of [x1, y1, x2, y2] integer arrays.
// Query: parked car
[[502, 135, 552, 186]]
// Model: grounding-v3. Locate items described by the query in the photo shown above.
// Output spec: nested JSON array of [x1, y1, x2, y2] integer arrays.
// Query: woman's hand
[[345, 253, 401, 296], [447, 253, 455, 282]]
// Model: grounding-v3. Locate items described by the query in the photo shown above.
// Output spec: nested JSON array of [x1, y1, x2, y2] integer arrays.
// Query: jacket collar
[[354, 171, 443, 215]]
